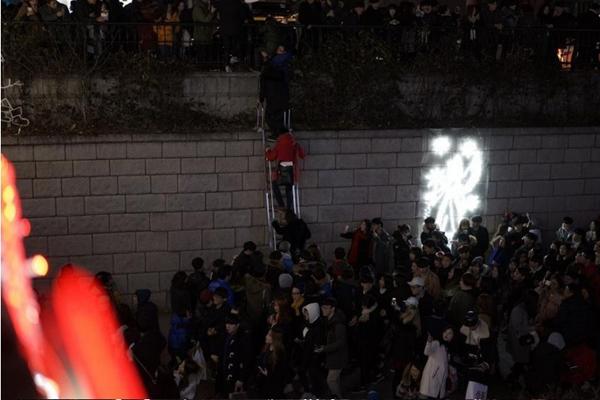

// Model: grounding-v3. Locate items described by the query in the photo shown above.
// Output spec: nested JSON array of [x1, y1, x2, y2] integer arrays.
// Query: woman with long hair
[[256, 328, 288, 398], [341, 219, 373, 276], [268, 294, 294, 348]]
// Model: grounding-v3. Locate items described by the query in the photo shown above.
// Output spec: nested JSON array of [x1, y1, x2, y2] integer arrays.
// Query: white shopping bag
[[465, 380, 488, 400]]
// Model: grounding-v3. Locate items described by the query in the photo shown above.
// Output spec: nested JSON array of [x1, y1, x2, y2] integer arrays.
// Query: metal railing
[[2, 20, 599, 73]]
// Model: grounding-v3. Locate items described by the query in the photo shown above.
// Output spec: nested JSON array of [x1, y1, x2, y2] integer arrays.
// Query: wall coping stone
[[3, 127, 599, 145]]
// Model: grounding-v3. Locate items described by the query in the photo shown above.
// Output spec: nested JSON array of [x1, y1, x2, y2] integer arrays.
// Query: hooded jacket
[[135, 289, 160, 333], [302, 303, 325, 369]]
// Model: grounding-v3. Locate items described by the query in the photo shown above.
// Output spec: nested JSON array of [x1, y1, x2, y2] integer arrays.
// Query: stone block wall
[[2, 127, 599, 310]]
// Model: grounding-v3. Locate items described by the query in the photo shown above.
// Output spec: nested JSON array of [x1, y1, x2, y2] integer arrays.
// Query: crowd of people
[[89, 210, 600, 399], [3, 0, 600, 68]]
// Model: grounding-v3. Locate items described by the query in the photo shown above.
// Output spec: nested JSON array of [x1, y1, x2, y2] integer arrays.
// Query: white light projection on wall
[[423, 136, 484, 235]]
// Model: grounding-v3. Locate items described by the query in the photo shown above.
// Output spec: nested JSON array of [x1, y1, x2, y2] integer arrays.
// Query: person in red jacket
[[265, 127, 305, 210]]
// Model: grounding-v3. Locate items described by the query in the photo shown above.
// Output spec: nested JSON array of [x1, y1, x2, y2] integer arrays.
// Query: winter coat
[[323, 309, 348, 369], [447, 288, 476, 327], [419, 340, 449, 398], [244, 274, 271, 323], [168, 314, 192, 356], [332, 279, 357, 320], [272, 218, 311, 254], [208, 279, 235, 306], [256, 348, 288, 398], [192, 1, 213, 44], [135, 289, 160, 333], [526, 341, 563, 394], [265, 132, 305, 165], [259, 63, 289, 111], [214, 0, 246, 36], [221, 329, 253, 386], [341, 229, 372, 269], [372, 229, 393, 275], [154, 13, 180, 46], [556, 295, 596, 346], [507, 303, 532, 364], [469, 226, 490, 258], [302, 303, 325, 368]]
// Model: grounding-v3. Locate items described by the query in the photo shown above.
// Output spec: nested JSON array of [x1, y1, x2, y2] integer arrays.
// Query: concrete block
[[218, 173, 243, 191], [214, 210, 252, 227], [57, 197, 84, 216], [2, 145, 33, 161], [309, 139, 338, 154], [319, 170, 354, 187], [248, 156, 263, 172], [97, 143, 126, 159], [550, 164, 582, 179], [519, 164, 550, 180], [485, 199, 508, 215], [226, 141, 254, 156], [181, 158, 215, 173], [353, 203, 383, 220], [304, 155, 335, 170], [565, 195, 598, 211], [70, 255, 113, 273], [69, 215, 109, 233], [354, 169, 388, 186], [486, 182, 497, 198], [487, 150, 509, 165], [389, 168, 412, 185], [113, 253, 146, 273], [533, 196, 565, 212], [341, 139, 371, 154], [564, 148, 590, 162], [487, 136, 513, 150], [513, 135, 541, 149], [29, 217, 68, 235], [110, 213, 150, 232], [301, 171, 318, 188], [300, 206, 318, 223], [206, 192, 232, 210], [202, 229, 235, 249], [110, 159, 145, 175], [163, 142, 196, 158], [397, 153, 423, 167], [167, 230, 202, 251], [496, 181, 522, 197], [372, 138, 403, 153], [318, 205, 354, 222], [151, 175, 178, 193], [368, 153, 397, 168], [537, 149, 564, 163], [333, 187, 368, 204], [36, 161, 73, 178], [151, 212, 182, 231], [243, 172, 264, 190], [235, 227, 266, 247], [22, 198, 55, 217], [14, 162, 36, 178], [582, 163, 600, 178], [215, 157, 248, 173], [90, 177, 118, 195], [74, 160, 109, 176], [62, 177, 90, 196], [396, 185, 421, 202], [554, 179, 585, 195], [382, 202, 416, 220], [86, 195, 125, 214], [509, 149, 535, 163], [584, 179, 600, 194], [146, 159, 180, 175], [126, 194, 166, 213], [118, 176, 150, 194], [301, 188, 333, 205], [166, 193, 206, 211], [179, 174, 218, 192], [369, 186, 396, 203], [136, 231, 167, 251], [182, 211, 213, 229], [492, 164, 523, 182], [24, 236, 48, 256], [65, 144, 96, 160], [128, 272, 160, 292], [127, 143, 162, 158], [508, 197, 534, 212], [252, 208, 267, 225], [568, 135, 595, 148], [93, 232, 136, 254], [48, 234, 92, 256], [233, 190, 263, 209], [412, 168, 422, 184], [402, 137, 423, 152], [307, 223, 332, 243], [197, 141, 225, 157], [336, 154, 367, 169], [521, 181, 553, 197], [34, 144, 65, 160], [33, 178, 61, 197], [146, 252, 179, 272], [541, 135, 568, 149], [16, 179, 32, 198]]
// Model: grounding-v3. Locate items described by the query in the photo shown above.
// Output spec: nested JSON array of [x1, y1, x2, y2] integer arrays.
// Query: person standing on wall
[[265, 127, 305, 211]]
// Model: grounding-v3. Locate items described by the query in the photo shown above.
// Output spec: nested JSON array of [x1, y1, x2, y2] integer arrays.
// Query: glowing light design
[[423, 136, 484, 235]]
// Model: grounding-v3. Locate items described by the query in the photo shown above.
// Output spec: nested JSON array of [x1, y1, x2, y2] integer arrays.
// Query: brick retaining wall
[[2, 127, 599, 309]]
